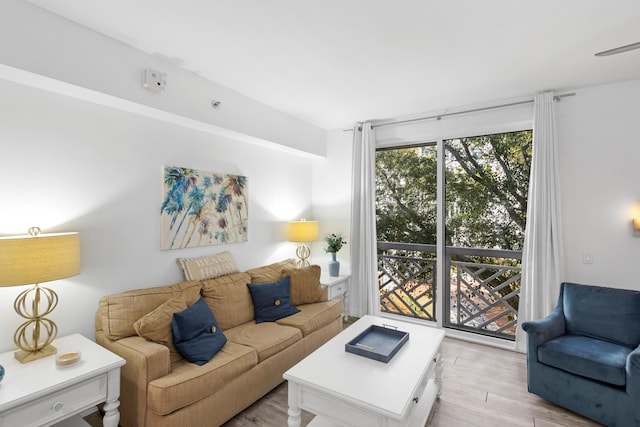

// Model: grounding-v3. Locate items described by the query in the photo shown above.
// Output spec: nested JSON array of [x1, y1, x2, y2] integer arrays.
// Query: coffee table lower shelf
[[306, 379, 438, 427]]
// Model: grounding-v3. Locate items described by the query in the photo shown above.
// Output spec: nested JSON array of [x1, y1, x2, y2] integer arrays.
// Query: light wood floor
[[222, 336, 602, 427], [86, 336, 603, 427], [428, 337, 601, 427]]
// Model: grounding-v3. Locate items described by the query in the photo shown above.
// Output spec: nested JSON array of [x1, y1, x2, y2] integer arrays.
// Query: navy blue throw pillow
[[172, 298, 227, 366], [247, 276, 300, 323]]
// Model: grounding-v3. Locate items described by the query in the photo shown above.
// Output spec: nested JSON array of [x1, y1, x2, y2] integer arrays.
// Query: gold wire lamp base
[[14, 345, 57, 363], [295, 244, 311, 268], [13, 283, 59, 363]]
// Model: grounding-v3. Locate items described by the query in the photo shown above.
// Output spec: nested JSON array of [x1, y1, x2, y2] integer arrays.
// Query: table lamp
[[0, 227, 80, 363], [288, 219, 319, 268]]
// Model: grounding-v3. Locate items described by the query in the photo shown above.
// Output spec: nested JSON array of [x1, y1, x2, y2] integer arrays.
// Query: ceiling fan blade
[[595, 41, 640, 57]]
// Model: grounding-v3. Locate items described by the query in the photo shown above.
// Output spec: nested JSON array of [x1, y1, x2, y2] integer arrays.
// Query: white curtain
[[515, 92, 564, 352], [349, 122, 380, 317]]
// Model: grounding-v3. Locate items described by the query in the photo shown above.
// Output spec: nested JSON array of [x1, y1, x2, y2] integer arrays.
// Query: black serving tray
[[345, 324, 409, 363]]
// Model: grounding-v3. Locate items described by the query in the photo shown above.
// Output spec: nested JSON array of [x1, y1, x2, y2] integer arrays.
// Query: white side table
[[320, 273, 350, 320], [0, 334, 125, 427]]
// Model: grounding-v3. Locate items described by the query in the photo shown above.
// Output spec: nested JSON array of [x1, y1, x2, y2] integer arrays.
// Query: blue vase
[[0, 364, 4, 383], [329, 252, 340, 277]]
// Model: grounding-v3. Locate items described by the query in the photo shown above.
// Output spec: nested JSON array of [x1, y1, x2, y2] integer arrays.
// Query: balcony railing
[[377, 242, 522, 340]]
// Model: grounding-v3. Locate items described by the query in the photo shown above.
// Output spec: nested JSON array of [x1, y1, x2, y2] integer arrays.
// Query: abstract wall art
[[161, 166, 248, 250]]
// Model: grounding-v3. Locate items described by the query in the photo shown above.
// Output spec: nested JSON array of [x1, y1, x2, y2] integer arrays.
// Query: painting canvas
[[161, 166, 248, 250]]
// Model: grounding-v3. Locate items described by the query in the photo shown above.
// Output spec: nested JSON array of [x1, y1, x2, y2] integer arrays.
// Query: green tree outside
[[376, 130, 532, 250]]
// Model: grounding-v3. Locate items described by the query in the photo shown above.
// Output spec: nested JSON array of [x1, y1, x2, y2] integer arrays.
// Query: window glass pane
[[444, 130, 532, 250], [376, 144, 437, 244], [443, 130, 531, 340], [375, 144, 437, 321]]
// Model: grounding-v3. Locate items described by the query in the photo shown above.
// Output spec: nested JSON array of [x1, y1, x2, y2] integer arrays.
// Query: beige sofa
[[95, 260, 343, 427]]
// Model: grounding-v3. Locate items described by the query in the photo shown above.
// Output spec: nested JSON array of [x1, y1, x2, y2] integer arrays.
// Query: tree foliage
[[376, 145, 437, 244], [376, 130, 532, 251]]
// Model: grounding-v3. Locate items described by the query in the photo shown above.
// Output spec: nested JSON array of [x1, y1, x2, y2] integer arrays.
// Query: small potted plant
[[324, 233, 347, 277]]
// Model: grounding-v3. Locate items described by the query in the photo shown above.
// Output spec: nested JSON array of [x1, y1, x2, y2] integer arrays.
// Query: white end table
[[320, 273, 350, 320], [0, 334, 125, 427]]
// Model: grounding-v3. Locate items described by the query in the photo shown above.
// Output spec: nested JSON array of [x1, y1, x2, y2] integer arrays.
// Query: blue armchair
[[522, 282, 640, 427]]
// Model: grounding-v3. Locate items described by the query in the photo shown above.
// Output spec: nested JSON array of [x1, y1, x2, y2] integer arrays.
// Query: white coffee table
[[284, 315, 445, 427]]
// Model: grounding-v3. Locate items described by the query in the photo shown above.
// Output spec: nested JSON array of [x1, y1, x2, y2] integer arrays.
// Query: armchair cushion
[[538, 334, 632, 386], [563, 283, 640, 348]]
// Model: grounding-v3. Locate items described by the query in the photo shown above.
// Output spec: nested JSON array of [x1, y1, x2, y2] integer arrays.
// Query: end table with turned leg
[[0, 334, 125, 427], [320, 273, 350, 320]]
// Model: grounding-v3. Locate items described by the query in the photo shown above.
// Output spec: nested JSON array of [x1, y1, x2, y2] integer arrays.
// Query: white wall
[[0, 0, 325, 157], [311, 128, 354, 278], [0, 79, 315, 353], [375, 97, 534, 146], [557, 79, 640, 289]]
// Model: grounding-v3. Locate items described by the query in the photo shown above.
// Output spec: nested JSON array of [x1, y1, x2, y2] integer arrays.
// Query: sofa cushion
[[176, 251, 240, 281], [282, 265, 323, 306], [246, 259, 297, 283], [538, 334, 632, 386], [172, 299, 228, 366], [201, 272, 253, 330], [225, 322, 302, 363], [563, 282, 640, 348], [133, 291, 199, 364], [100, 281, 201, 340], [247, 277, 300, 323], [276, 299, 343, 336], [147, 341, 257, 415]]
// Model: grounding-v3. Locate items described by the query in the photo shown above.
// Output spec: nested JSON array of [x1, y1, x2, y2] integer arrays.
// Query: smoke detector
[[142, 68, 166, 92]]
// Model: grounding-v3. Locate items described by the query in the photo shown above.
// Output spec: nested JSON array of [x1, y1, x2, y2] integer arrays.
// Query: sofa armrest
[[626, 344, 640, 397], [319, 285, 329, 302], [96, 331, 171, 427], [522, 306, 566, 350]]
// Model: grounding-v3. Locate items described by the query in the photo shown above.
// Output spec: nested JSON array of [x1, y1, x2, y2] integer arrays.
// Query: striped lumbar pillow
[[177, 251, 240, 281]]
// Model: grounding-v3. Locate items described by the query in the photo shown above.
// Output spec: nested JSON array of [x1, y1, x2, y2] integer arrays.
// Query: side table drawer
[[328, 282, 346, 299], [0, 374, 107, 427]]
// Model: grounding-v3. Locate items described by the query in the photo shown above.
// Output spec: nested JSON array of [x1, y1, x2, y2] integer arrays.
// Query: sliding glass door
[[375, 130, 532, 340]]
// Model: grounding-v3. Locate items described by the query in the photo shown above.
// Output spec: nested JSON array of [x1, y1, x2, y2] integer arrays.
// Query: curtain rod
[[372, 92, 576, 129], [343, 92, 576, 131]]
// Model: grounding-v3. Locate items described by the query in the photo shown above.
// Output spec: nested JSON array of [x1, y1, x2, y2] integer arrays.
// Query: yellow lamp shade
[[0, 232, 80, 287], [288, 220, 319, 243], [0, 228, 80, 363]]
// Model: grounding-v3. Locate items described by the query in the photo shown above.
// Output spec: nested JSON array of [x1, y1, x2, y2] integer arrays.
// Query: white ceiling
[[25, 0, 640, 130]]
